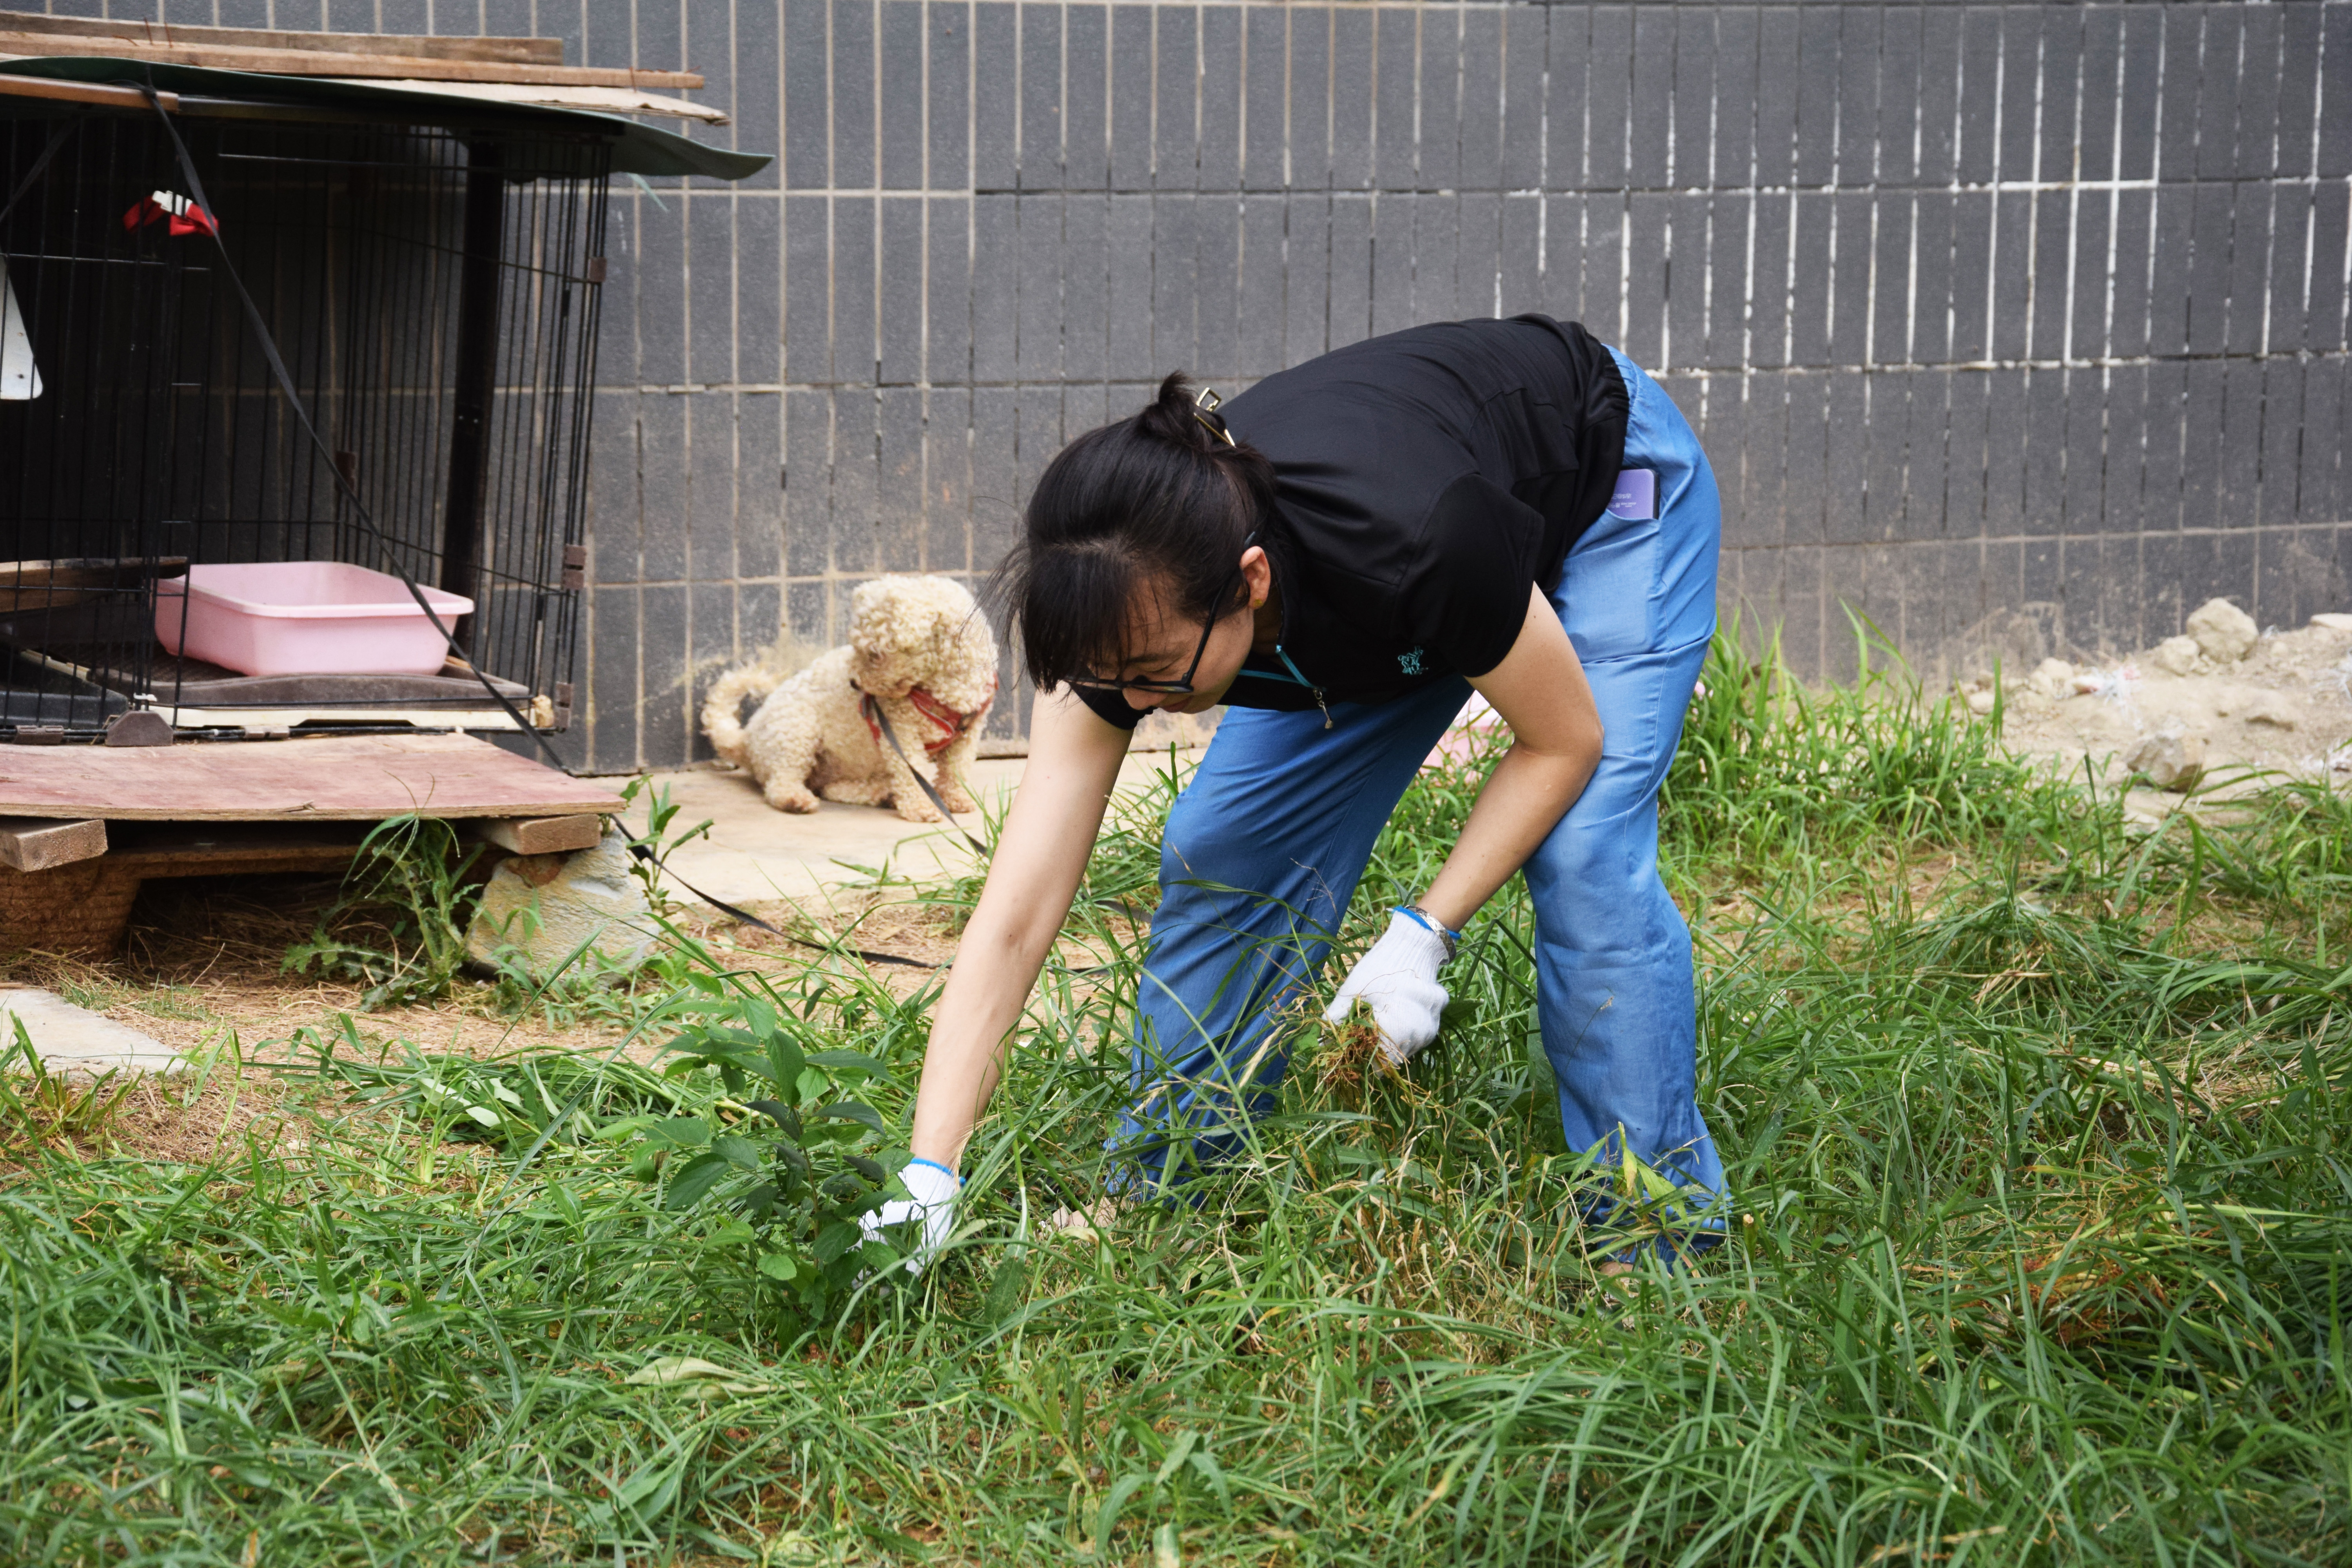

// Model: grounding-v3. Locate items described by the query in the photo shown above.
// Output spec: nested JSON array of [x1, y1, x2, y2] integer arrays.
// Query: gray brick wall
[[104, 1, 2352, 768]]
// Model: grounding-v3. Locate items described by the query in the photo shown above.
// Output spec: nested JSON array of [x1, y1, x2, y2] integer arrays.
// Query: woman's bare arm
[[907, 689, 1131, 1169], [1417, 585, 1605, 930]]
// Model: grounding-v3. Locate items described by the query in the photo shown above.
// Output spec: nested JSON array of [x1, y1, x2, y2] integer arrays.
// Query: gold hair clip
[[1192, 386, 1236, 447]]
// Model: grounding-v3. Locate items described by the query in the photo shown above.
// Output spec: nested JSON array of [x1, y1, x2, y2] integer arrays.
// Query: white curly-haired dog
[[702, 575, 998, 822]]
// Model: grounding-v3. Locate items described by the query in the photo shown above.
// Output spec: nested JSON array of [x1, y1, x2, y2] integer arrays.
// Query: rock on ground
[[466, 830, 658, 981], [2123, 730, 2208, 792], [2027, 658, 2078, 701], [2185, 597, 2260, 664], [2150, 635, 2206, 677]]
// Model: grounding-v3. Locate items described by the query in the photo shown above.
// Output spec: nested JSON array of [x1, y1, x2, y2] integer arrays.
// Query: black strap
[[134, 87, 809, 937], [859, 693, 991, 856], [613, 824, 788, 936], [0, 120, 78, 230]]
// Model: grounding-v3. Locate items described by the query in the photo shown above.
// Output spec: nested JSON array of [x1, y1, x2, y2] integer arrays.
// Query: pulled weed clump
[[4, 642, 2350, 1565]]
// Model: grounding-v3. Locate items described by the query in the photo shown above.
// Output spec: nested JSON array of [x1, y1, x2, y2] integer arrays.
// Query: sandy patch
[[1960, 608, 2352, 805]]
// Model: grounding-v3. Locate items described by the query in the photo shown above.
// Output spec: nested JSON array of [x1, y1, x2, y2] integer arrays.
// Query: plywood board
[[340, 78, 727, 124], [0, 734, 624, 822], [134, 653, 530, 705], [115, 841, 359, 877]]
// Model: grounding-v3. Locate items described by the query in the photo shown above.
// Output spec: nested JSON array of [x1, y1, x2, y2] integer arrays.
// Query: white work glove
[[1324, 909, 1453, 1067], [859, 1158, 960, 1274]]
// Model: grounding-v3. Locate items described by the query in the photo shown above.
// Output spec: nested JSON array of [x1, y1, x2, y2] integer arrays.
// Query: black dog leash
[[857, 692, 992, 856]]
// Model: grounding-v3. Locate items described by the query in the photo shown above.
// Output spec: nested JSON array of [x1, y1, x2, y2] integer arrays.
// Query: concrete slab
[[0, 986, 182, 1075], [608, 751, 1191, 909]]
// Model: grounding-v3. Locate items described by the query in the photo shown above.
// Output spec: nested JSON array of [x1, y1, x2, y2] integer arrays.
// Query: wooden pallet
[[0, 734, 623, 955]]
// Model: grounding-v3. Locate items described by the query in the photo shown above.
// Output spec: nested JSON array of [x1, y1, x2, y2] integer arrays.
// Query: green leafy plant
[[614, 776, 715, 919], [287, 1016, 691, 1147], [612, 978, 913, 1315], [283, 815, 482, 1008]]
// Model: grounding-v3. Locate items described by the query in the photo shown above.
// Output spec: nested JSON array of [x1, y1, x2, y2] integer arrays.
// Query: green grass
[[4, 635, 2349, 1565]]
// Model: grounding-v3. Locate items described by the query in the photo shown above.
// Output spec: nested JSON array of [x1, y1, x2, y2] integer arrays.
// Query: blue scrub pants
[[1112, 350, 1726, 1215]]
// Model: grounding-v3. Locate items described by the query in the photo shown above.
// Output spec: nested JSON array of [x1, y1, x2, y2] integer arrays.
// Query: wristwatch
[[1392, 903, 1461, 962]]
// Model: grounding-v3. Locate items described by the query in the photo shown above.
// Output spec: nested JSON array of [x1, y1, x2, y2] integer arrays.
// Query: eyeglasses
[[1068, 534, 1258, 697]]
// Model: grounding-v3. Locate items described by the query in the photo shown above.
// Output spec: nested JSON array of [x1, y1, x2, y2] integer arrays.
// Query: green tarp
[[0, 56, 771, 181]]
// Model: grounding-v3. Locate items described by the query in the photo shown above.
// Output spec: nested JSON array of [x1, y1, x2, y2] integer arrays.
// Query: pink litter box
[[153, 562, 471, 677]]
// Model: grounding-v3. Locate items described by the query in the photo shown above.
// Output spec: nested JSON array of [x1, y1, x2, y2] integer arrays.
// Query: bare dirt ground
[[1960, 607, 2352, 809], [0, 866, 1088, 1165], [8, 875, 622, 1061]]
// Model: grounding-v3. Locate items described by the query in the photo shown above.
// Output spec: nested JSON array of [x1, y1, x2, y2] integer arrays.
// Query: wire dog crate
[[0, 101, 608, 738]]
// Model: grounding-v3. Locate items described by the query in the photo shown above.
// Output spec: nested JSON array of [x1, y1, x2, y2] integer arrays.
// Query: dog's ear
[[926, 597, 962, 659]]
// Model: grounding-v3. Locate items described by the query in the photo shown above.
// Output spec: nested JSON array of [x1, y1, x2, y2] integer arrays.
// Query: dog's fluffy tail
[[702, 663, 784, 766]]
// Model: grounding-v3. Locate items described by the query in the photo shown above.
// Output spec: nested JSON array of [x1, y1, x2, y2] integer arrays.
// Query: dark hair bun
[[1136, 370, 1228, 453]]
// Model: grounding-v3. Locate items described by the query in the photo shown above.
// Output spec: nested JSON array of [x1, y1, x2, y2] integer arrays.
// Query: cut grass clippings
[[4, 630, 2349, 1565]]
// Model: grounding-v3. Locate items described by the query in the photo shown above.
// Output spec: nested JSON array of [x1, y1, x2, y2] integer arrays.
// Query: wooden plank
[[112, 842, 359, 878], [0, 35, 702, 91], [0, 734, 625, 822], [0, 10, 565, 65], [142, 658, 529, 705], [0, 74, 176, 111], [475, 815, 606, 855], [0, 816, 106, 871], [102, 821, 364, 879]]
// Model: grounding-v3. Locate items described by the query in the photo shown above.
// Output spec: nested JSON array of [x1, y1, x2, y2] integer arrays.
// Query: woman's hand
[[858, 1158, 962, 1272], [1323, 909, 1454, 1064], [1417, 585, 1604, 931], [1325, 586, 1599, 1062], [905, 689, 1131, 1172]]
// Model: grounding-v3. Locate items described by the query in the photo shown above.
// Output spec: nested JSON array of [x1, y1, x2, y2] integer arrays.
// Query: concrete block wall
[[99, 1, 2352, 768]]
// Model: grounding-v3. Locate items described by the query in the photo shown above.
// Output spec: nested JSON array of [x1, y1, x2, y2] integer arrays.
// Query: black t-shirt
[[1076, 314, 1628, 730]]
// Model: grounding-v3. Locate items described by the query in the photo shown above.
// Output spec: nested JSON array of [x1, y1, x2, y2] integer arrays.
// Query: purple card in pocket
[[1607, 468, 1657, 520]]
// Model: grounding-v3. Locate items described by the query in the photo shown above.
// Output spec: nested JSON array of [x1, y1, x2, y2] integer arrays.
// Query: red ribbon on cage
[[122, 189, 218, 238]]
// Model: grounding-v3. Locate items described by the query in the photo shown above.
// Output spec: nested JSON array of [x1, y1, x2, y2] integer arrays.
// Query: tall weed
[[283, 815, 483, 1008]]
